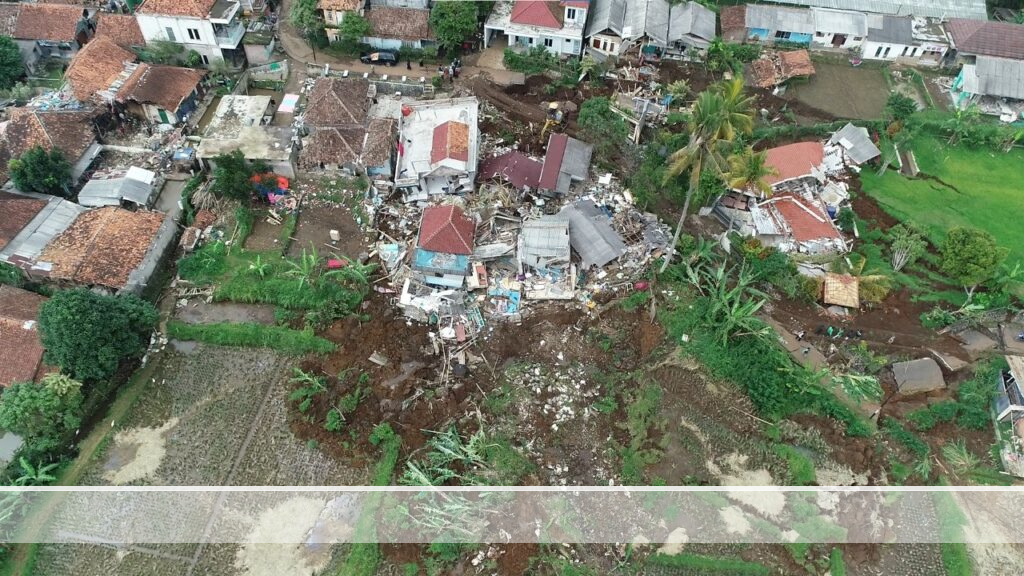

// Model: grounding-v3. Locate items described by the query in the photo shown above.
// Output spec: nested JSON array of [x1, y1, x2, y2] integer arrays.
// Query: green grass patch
[[620, 291, 650, 312], [279, 213, 298, 251], [233, 205, 255, 244], [618, 382, 663, 484], [934, 483, 972, 576], [646, 552, 770, 575], [861, 133, 1024, 265], [165, 321, 335, 354], [337, 423, 400, 576], [773, 444, 817, 485]]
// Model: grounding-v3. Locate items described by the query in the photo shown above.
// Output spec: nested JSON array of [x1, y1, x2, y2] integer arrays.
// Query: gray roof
[[555, 200, 626, 269], [518, 217, 570, 270], [829, 123, 881, 164], [78, 168, 156, 208], [744, 4, 815, 35], [761, 0, 986, 21], [893, 358, 945, 393], [0, 191, 85, 268], [811, 8, 866, 36], [866, 14, 915, 45], [962, 56, 1024, 101], [557, 137, 593, 194], [587, 0, 716, 48]]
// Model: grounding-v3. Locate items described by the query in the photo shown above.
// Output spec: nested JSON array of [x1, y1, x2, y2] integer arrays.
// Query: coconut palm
[[660, 80, 755, 272], [723, 147, 778, 198]]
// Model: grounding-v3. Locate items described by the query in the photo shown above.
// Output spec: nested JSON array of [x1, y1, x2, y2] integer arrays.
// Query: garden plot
[[32, 344, 365, 576], [783, 59, 888, 120]]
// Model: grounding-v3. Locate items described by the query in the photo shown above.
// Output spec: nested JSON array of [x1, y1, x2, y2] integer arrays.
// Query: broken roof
[[830, 123, 880, 164], [0, 285, 47, 387], [764, 141, 824, 186], [893, 358, 945, 394], [39, 206, 165, 290], [362, 118, 395, 167], [430, 121, 470, 165], [317, 0, 363, 9], [823, 272, 859, 308], [947, 18, 1024, 60], [0, 3, 20, 37], [586, 0, 716, 47], [519, 217, 571, 269], [761, 193, 841, 244], [366, 7, 433, 41], [303, 77, 370, 128], [65, 36, 137, 103], [556, 199, 626, 269], [78, 167, 156, 208], [299, 127, 364, 168], [762, 0, 985, 21], [0, 192, 47, 250], [962, 56, 1024, 101], [418, 205, 475, 255], [117, 64, 206, 112], [95, 12, 145, 48], [478, 151, 544, 189], [779, 50, 815, 79], [13, 3, 88, 42], [746, 50, 815, 89], [539, 133, 593, 195], [137, 0, 217, 18], [511, 0, 562, 28]]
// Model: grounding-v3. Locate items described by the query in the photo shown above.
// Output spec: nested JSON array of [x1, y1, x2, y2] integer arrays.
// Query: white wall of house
[[588, 33, 621, 56], [861, 40, 945, 65], [363, 37, 425, 50], [810, 32, 864, 49], [137, 15, 226, 62]]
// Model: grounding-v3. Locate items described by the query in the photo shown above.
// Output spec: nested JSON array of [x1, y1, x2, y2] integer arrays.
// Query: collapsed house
[[558, 199, 627, 269], [996, 356, 1024, 477], [745, 49, 815, 90], [299, 77, 371, 173], [197, 95, 298, 179], [478, 132, 594, 197], [828, 123, 881, 166], [518, 217, 575, 300], [78, 167, 159, 209], [395, 98, 480, 203]]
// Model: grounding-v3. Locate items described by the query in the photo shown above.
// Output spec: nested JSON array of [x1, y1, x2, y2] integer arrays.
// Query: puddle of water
[[0, 431, 23, 462], [170, 340, 199, 354]]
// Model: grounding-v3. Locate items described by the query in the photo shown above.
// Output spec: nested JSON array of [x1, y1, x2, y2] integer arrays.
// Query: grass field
[[860, 134, 1024, 265]]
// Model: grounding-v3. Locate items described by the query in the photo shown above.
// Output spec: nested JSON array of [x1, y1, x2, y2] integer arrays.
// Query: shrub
[[8, 147, 71, 197], [0, 374, 83, 457], [578, 97, 630, 167], [502, 45, 557, 75], [773, 444, 816, 485], [885, 92, 918, 123], [165, 321, 336, 355], [955, 363, 997, 430], [920, 306, 956, 330]]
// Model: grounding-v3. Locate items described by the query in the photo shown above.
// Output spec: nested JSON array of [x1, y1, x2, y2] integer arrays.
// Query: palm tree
[[15, 458, 58, 486], [660, 79, 755, 272], [944, 104, 979, 145], [723, 147, 778, 198]]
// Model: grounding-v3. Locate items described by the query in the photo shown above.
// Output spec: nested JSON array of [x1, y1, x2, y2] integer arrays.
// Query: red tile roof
[[768, 193, 841, 243], [95, 13, 145, 48], [538, 132, 568, 190], [366, 7, 433, 41], [430, 121, 470, 164], [511, 0, 562, 29], [117, 64, 206, 112], [948, 18, 1024, 60], [0, 192, 46, 250], [0, 285, 47, 387], [138, 0, 217, 18], [65, 36, 137, 102], [418, 205, 475, 255], [778, 50, 815, 79], [478, 151, 543, 189], [764, 141, 824, 186], [13, 3, 88, 42]]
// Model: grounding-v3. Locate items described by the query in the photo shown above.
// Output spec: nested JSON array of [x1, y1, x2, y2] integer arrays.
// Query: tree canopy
[[578, 97, 629, 166], [0, 36, 24, 90], [8, 146, 72, 198], [884, 92, 918, 124], [940, 227, 1006, 297], [429, 1, 479, 52], [289, 0, 327, 47], [210, 150, 255, 201], [38, 290, 159, 382], [0, 374, 83, 456], [338, 12, 371, 44]]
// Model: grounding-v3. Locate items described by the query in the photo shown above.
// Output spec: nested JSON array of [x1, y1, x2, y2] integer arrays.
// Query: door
[[157, 108, 169, 123], [832, 34, 846, 48]]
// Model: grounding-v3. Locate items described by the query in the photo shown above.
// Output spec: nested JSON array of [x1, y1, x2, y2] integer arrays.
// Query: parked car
[[360, 51, 398, 66]]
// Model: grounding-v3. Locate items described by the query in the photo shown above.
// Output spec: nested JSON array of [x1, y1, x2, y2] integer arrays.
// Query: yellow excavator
[[540, 102, 565, 141]]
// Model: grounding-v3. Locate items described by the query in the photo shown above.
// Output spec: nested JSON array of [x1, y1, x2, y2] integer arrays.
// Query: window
[[565, 7, 577, 21], [910, 47, 918, 57], [875, 46, 883, 57], [853, 36, 862, 41], [592, 38, 600, 48], [815, 32, 825, 37], [544, 38, 553, 48], [187, 28, 200, 41], [774, 31, 791, 40], [883, 46, 891, 57], [201, 53, 210, 65], [165, 27, 176, 42]]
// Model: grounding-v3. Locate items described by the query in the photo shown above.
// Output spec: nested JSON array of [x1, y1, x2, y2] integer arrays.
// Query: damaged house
[[12, 4, 95, 74], [947, 19, 1024, 117], [198, 95, 298, 179], [479, 132, 593, 197], [518, 217, 575, 300], [117, 63, 207, 126], [395, 97, 479, 202], [557, 199, 626, 269], [412, 204, 475, 288], [585, 0, 716, 59], [299, 77, 371, 173]]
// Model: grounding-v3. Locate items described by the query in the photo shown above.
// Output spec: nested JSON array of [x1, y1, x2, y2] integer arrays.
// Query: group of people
[[437, 59, 463, 82]]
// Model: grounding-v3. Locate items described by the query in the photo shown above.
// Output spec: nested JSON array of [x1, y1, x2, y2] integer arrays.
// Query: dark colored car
[[360, 51, 399, 66]]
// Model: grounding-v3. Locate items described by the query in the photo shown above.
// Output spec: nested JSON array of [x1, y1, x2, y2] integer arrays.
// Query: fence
[[305, 63, 435, 97]]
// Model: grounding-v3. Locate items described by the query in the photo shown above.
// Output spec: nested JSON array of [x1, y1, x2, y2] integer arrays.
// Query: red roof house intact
[[766, 193, 841, 243], [764, 142, 824, 186], [510, 0, 563, 29], [418, 205, 475, 255], [430, 121, 470, 164], [478, 151, 543, 189], [0, 191, 47, 250], [0, 285, 48, 387], [947, 19, 1024, 60]]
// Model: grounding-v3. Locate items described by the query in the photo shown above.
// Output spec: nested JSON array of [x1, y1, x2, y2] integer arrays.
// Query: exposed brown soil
[[286, 203, 365, 261]]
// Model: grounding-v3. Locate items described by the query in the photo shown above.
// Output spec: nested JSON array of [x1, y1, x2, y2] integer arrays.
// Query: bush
[[8, 146, 72, 197], [234, 206, 255, 244], [578, 97, 629, 167], [0, 375, 83, 457], [920, 306, 956, 330], [882, 418, 929, 456], [165, 321, 335, 355], [502, 45, 557, 75], [955, 362, 998, 430], [38, 290, 159, 382]]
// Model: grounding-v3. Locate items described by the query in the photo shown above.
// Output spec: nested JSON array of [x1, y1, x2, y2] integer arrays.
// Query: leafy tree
[[38, 290, 159, 382], [338, 12, 371, 44], [940, 227, 1006, 299], [943, 105, 979, 145], [185, 49, 203, 68], [577, 97, 629, 165], [210, 150, 254, 201], [135, 39, 184, 65], [0, 374, 83, 455], [661, 79, 754, 272], [8, 147, 71, 197], [888, 223, 926, 272], [884, 92, 917, 123], [429, 1, 479, 53], [289, 0, 327, 48], [0, 36, 24, 90], [722, 146, 777, 197]]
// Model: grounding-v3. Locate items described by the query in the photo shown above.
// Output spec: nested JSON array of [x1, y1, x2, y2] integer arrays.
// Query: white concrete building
[[585, 0, 716, 58], [395, 97, 479, 202], [861, 15, 948, 67], [135, 0, 247, 66], [484, 0, 588, 57]]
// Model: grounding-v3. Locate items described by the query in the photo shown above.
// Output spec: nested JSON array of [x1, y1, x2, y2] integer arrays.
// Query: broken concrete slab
[[892, 358, 945, 394], [955, 329, 998, 359], [929, 349, 970, 373]]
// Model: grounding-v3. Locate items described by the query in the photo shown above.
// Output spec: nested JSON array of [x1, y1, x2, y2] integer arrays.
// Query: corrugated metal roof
[[586, 0, 716, 47], [555, 200, 626, 269], [829, 123, 881, 164], [0, 193, 85, 266], [518, 217, 570, 269], [811, 8, 867, 36], [969, 56, 1024, 101], [745, 4, 815, 35], [78, 168, 156, 208], [866, 14, 915, 45], [762, 0, 986, 21]]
